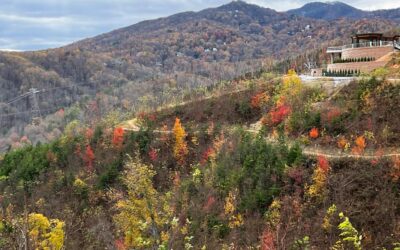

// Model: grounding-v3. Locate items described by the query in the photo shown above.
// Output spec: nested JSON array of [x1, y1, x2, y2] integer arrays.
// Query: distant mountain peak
[[287, 1, 365, 20], [217, 0, 273, 11]]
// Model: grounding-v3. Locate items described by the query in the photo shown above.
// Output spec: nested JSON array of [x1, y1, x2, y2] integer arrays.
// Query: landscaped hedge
[[333, 57, 375, 64], [323, 69, 361, 77]]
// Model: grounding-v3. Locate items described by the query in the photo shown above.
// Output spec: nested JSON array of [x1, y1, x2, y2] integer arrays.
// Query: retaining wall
[[327, 61, 387, 73], [342, 46, 394, 60]]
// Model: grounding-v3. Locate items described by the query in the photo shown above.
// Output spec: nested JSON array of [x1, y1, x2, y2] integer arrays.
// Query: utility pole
[[29, 88, 41, 124]]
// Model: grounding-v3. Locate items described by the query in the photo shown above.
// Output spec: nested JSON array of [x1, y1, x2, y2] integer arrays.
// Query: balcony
[[327, 41, 394, 53]]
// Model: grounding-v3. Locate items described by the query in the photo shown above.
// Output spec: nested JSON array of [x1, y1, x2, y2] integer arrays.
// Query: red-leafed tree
[[317, 155, 330, 173], [268, 104, 291, 126], [112, 127, 125, 148], [325, 107, 341, 123], [148, 148, 158, 162], [201, 146, 215, 165], [115, 238, 126, 250], [203, 195, 216, 212], [85, 145, 95, 173], [261, 229, 276, 250]]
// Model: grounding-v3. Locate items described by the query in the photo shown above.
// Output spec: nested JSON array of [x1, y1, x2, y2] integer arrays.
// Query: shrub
[[309, 127, 319, 139]]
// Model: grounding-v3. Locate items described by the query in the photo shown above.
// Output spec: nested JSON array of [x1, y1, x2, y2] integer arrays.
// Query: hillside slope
[[0, 1, 398, 152], [0, 71, 400, 249]]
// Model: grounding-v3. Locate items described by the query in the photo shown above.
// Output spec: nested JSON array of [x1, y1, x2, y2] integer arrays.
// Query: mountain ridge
[[287, 1, 400, 21]]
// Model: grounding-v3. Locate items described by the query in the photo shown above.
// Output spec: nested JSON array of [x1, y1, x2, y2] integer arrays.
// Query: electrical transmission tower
[[29, 88, 41, 124]]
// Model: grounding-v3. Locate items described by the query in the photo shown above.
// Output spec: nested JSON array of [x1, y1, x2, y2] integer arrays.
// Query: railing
[[343, 41, 393, 49], [326, 46, 342, 53], [327, 41, 394, 53]]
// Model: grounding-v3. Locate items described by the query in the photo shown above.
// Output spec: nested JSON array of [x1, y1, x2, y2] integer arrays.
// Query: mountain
[[0, 1, 398, 151], [287, 1, 365, 20], [287, 1, 400, 21], [1, 2, 400, 249]]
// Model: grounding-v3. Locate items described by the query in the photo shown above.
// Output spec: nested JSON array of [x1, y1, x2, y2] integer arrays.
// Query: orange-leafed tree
[[173, 118, 188, 165], [352, 135, 366, 154], [337, 137, 349, 151], [112, 127, 125, 148], [355, 136, 366, 149], [309, 127, 319, 139], [251, 92, 269, 109]]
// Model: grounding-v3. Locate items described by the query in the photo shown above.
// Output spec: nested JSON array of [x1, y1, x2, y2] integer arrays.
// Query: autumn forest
[[1, 1, 400, 250]]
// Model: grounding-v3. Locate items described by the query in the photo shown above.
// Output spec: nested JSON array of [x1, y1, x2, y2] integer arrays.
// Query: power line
[[0, 107, 65, 118], [3, 84, 77, 105], [0, 85, 77, 123], [5, 92, 31, 105], [38, 85, 76, 94]]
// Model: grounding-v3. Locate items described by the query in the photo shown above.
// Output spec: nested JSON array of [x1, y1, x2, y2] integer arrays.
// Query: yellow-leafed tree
[[280, 69, 303, 104], [224, 191, 244, 229], [173, 118, 188, 165], [28, 213, 65, 250], [113, 155, 173, 249]]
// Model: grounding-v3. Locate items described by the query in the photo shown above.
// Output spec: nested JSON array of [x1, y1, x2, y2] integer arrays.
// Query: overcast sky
[[1, 0, 399, 51]]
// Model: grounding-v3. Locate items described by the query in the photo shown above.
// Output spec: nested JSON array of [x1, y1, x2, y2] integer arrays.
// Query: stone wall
[[342, 46, 394, 60]]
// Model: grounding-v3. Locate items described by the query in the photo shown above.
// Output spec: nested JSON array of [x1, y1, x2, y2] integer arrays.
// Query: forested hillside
[[1, 1, 399, 152], [1, 3, 400, 248], [0, 68, 400, 249]]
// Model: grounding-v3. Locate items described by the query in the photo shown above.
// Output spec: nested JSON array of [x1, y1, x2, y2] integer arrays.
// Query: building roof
[[352, 33, 383, 37], [352, 33, 398, 40]]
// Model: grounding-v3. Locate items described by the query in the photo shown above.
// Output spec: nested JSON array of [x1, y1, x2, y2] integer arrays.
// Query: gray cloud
[[0, 0, 399, 51]]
